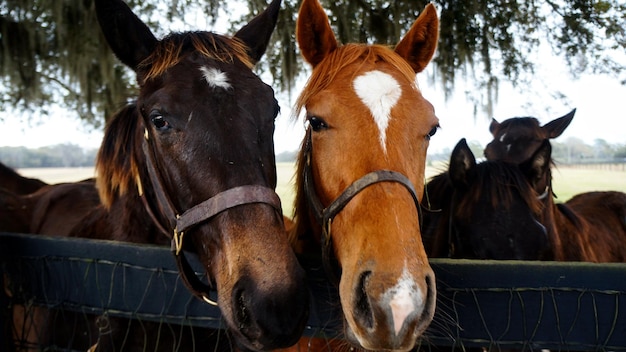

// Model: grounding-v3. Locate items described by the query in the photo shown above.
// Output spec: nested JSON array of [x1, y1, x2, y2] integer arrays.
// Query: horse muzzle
[[342, 266, 436, 351]]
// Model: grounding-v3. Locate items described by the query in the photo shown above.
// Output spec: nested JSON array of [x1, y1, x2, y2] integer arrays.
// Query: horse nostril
[[354, 270, 374, 329], [234, 287, 252, 332], [423, 271, 436, 318]]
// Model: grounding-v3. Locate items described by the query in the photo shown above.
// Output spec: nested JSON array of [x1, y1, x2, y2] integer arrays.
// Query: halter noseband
[[302, 130, 422, 285], [140, 129, 282, 305]]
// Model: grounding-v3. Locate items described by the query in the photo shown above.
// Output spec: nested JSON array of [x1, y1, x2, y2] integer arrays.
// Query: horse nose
[[231, 271, 309, 350], [352, 268, 436, 350]]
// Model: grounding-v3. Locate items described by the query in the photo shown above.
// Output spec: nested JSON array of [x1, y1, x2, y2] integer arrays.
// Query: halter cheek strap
[[140, 129, 282, 305], [302, 129, 422, 285]]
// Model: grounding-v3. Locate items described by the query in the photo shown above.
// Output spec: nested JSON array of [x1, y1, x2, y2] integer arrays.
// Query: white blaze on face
[[353, 70, 402, 152], [383, 267, 422, 336], [200, 66, 231, 89]]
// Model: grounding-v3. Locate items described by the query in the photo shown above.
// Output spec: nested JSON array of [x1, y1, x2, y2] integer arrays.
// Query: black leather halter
[[140, 129, 282, 305], [301, 129, 422, 285]]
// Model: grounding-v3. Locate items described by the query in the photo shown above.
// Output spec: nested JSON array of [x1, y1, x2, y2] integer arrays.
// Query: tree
[[1, 0, 625, 126], [0, 0, 221, 125], [614, 144, 626, 159], [553, 137, 595, 163], [592, 138, 613, 160]]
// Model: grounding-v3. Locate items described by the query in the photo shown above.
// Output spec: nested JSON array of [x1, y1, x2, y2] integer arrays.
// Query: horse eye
[[426, 125, 439, 140], [308, 116, 328, 132], [151, 115, 170, 131]]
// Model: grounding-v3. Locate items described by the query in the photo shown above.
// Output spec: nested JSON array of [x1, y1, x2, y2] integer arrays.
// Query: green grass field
[[19, 162, 626, 216]]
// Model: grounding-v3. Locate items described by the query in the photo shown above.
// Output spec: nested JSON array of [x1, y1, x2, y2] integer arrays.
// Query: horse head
[[447, 138, 552, 260], [94, 0, 308, 349], [484, 108, 575, 163], [292, 0, 439, 349]]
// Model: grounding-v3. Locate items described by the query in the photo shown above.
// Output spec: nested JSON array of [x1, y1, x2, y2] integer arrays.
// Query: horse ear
[[543, 108, 576, 139], [95, 0, 157, 71], [489, 118, 500, 136], [521, 139, 551, 190], [449, 138, 476, 188], [394, 3, 439, 73], [234, 0, 282, 64], [296, 0, 338, 67]]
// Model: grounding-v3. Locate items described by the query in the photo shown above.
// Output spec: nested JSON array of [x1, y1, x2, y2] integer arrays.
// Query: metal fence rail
[[1, 232, 625, 351]]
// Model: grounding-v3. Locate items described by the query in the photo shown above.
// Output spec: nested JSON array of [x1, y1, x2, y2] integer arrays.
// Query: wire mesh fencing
[[1, 233, 625, 351]]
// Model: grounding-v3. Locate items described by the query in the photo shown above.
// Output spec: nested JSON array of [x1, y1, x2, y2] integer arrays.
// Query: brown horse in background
[[422, 139, 551, 260], [564, 191, 626, 260], [288, 0, 440, 350], [423, 138, 626, 262], [0, 162, 47, 195], [4, 0, 310, 350]]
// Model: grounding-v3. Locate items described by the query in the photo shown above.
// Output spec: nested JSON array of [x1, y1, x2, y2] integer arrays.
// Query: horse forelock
[[293, 44, 417, 121], [139, 32, 253, 83], [95, 104, 143, 209]]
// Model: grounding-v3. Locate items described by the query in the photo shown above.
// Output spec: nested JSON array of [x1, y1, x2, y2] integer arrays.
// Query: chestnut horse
[[484, 108, 575, 163], [289, 0, 439, 350], [423, 138, 626, 262], [5, 0, 309, 350]]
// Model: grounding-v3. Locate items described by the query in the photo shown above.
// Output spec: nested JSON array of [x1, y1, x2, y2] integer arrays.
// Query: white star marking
[[353, 70, 402, 153]]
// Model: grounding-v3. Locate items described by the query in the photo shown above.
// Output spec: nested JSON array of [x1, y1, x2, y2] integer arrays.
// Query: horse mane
[[293, 44, 417, 120], [140, 32, 254, 82], [95, 104, 143, 208], [555, 203, 584, 228], [456, 161, 543, 219]]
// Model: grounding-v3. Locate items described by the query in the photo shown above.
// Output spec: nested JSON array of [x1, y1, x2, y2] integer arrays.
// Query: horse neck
[[544, 199, 597, 261], [110, 187, 170, 245], [536, 194, 566, 260], [121, 139, 168, 244], [556, 204, 600, 262]]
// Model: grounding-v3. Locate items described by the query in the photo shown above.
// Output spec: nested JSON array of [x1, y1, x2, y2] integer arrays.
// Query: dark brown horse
[[484, 108, 575, 163], [5, 0, 309, 350], [423, 138, 626, 262], [0, 162, 47, 195], [289, 0, 440, 350]]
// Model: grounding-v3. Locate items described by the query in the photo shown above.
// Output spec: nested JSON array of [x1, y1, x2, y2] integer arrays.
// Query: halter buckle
[[173, 228, 184, 255]]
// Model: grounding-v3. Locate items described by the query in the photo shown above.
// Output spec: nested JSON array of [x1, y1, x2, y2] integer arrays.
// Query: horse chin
[[205, 224, 309, 351], [214, 269, 308, 351]]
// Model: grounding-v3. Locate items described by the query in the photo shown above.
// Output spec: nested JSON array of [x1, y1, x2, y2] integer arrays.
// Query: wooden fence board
[[1, 232, 625, 350]]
